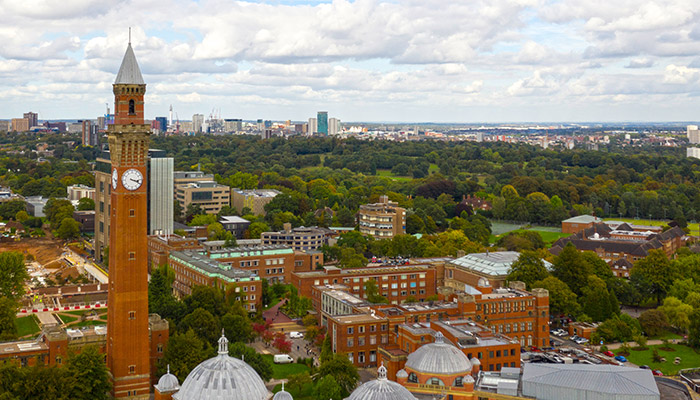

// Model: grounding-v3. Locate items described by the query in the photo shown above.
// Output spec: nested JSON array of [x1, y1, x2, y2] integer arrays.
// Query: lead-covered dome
[[156, 365, 180, 393], [273, 382, 294, 400], [346, 364, 418, 400], [405, 332, 472, 375], [173, 332, 270, 400]]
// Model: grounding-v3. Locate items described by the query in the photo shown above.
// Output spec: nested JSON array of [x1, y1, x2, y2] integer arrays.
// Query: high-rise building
[[224, 118, 243, 132], [106, 41, 151, 399], [149, 156, 174, 235], [192, 114, 204, 133], [329, 117, 340, 135], [81, 120, 99, 146], [155, 117, 168, 133], [308, 117, 317, 135], [317, 111, 328, 135], [23, 112, 38, 128], [256, 119, 264, 131], [688, 125, 700, 144], [11, 118, 29, 132]]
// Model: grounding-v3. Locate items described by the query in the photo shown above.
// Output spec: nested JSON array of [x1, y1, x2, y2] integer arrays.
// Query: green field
[[489, 223, 570, 246], [58, 314, 78, 324], [15, 315, 40, 337], [623, 343, 700, 375], [603, 218, 699, 235], [273, 382, 314, 400], [69, 320, 106, 329], [262, 355, 311, 379], [374, 169, 413, 182]]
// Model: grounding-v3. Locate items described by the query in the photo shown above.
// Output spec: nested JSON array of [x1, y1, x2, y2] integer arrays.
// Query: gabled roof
[[115, 43, 145, 85]]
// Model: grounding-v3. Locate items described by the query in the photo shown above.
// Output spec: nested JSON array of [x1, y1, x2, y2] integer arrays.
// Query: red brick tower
[[106, 40, 151, 399]]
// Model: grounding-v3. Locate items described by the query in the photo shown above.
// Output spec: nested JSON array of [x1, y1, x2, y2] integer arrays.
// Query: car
[[652, 370, 663, 376], [289, 331, 304, 339], [615, 355, 628, 362], [639, 365, 650, 369], [603, 351, 614, 357], [273, 354, 294, 364]]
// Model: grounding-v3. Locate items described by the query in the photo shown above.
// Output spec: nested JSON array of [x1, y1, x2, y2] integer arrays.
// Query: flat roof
[[451, 251, 551, 277], [170, 251, 258, 282]]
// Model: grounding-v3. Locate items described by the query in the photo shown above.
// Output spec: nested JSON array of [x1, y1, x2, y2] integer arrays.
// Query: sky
[[2, 0, 700, 123]]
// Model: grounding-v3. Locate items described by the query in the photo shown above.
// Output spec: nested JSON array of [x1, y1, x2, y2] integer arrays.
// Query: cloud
[[626, 58, 654, 68]]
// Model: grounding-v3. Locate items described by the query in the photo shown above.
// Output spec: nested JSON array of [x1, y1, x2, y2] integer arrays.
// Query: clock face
[[111, 169, 118, 190], [121, 168, 143, 191]]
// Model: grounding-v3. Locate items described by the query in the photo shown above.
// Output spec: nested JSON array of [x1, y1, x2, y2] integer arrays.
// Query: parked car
[[603, 351, 614, 357], [639, 365, 650, 369], [615, 355, 627, 362], [273, 354, 294, 364], [652, 370, 663, 376], [289, 331, 304, 339]]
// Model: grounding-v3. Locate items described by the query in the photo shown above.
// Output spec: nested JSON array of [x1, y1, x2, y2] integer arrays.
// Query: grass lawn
[[374, 169, 413, 182], [69, 320, 106, 329], [15, 315, 41, 337], [262, 354, 311, 379], [428, 163, 439, 174], [63, 309, 93, 316], [273, 382, 314, 400], [623, 344, 700, 375], [58, 314, 78, 324], [489, 222, 570, 246], [99, 314, 107, 321]]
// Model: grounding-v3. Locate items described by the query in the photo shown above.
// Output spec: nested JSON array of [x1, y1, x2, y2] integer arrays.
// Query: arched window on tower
[[129, 99, 135, 115]]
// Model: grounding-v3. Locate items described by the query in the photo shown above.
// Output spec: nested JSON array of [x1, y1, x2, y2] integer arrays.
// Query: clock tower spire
[[106, 39, 151, 399]]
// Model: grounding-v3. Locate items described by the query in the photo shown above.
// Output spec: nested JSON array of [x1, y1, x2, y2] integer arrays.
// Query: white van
[[273, 354, 294, 364]]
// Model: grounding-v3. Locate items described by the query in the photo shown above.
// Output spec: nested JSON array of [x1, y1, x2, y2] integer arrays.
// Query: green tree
[[552, 242, 592, 295], [363, 279, 388, 304], [0, 252, 29, 300], [314, 375, 343, 400], [161, 329, 213, 382], [638, 309, 670, 337], [338, 247, 367, 269], [228, 342, 273, 381], [320, 335, 333, 363], [406, 213, 425, 234], [77, 197, 95, 211], [316, 354, 359, 397], [506, 250, 549, 289], [55, 217, 81, 240], [66, 345, 111, 400], [287, 372, 312, 394], [660, 296, 693, 332], [631, 249, 675, 305], [580, 275, 618, 322], [14, 211, 29, 223], [179, 308, 220, 344], [229, 172, 258, 190], [688, 309, 700, 349], [0, 297, 18, 340], [246, 221, 270, 239], [220, 313, 252, 343], [189, 214, 217, 227], [532, 276, 579, 317]]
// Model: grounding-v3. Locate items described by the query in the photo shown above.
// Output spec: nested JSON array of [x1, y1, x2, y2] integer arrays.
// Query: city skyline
[[3, 0, 700, 122]]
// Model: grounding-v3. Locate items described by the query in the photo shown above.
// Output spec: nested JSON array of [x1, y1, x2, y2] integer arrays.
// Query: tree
[[55, 217, 81, 240], [246, 221, 270, 239], [631, 249, 675, 305], [161, 329, 213, 382], [316, 354, 359, 397], [552, 242, 591, 295], [229, 172, 258, 190], [287, 372, 312, 394], [14, 210, 28, 223], [638, 309, 670, 337], [179, 308, 220, 344], [338, 247, 367, 269], [273, 332, 292, 353], [220, 313, 252, 343], [66, 345, 111, 400], [506, 251, 549, 289], [363, 279, 388, 304], [314, 375, 343, 400], [320, 335, 333, 363], [580, 275, 618, 322], [77, 197, 95, 211], [406, 213, 425, 234], [189, 214, 217, 227], [0, 252, 29, 300], [228, 342, 273, 381], [532, 276, 579, 317], [660, 297, 693, 332], [0, 297, 17, 340], [184, 285, 227, 317], [688, 309, 700, 349]]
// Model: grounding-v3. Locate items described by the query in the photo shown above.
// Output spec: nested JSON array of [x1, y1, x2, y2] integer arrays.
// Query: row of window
[[346, 335, 388, 347]]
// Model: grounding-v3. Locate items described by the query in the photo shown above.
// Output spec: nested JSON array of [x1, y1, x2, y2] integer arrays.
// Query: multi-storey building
[[23, 112, 38, 128], [231, 188, 280, 216], [192, 114, 204, 133], [445, 251, 551, 289], [149, 157, 174, 235], [175, 181, 230, 215], [329, 117, 340, 135], [218, 215, 251, 239], [561, 214, 603, 234], [308, 117, 317, 135], [67, 184, 95, 201], [317, 111, 328, 135], [81, 119, 99, 146], [358, 195, 406, 238], [260, 224, 331, 251], [206, 244, 321, 283], [147, 234, 202, 270], [11, 118, 29, 132], [167, 250, 262, 312], [173, 170, 213, 186], [293, 264, 437, 305]]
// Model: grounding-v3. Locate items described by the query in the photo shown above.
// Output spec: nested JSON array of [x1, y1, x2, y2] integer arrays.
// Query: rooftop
[[563, 215, 603, 224], [232, 188, 281, 198], [114, 43, 145, 85], [450, 251, 552, 277], [170, 251, 258, 282], [219, 216, 250, 224]]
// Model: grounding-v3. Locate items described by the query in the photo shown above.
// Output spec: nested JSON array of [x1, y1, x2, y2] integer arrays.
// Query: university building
[[358, 195, 406, 238]]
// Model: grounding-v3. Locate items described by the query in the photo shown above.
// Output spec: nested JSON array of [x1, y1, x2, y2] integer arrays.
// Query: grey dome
[[405, 332, 472, 375], [396, 369, 408, 378], [173, 332, 270, 400], [346, 365, 418, 400], [273, 383, 294, 400], [470, 357, 481, 366], [156, 365, 180, 393]]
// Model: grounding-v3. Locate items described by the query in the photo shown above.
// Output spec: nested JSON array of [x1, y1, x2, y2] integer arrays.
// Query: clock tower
[[106, 40, 151, 399]]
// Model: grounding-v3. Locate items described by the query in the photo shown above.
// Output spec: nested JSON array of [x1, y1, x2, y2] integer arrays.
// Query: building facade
[[23, 112, 38, 128], [261, 225, 331, 251], [175, 181, 230, 215], [358, 196, 406, 239], [231, 189, 280, 216], [317, 111, 328, 135], [67, 184, 96, 201], [149, 157, 174, 235]]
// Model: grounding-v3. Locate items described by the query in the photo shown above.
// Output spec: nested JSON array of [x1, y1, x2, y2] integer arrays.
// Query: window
[[129, 252, 135, 260], [347, 327, 354, 334], [408, 373, 418, 383], [454, 377, 463, 387], [128, 99, 135, 115], [347, 338, 354, 347], [358, 337, 365, 346], [157, 344, 163, 353], [129, 365, 136, 374], [129, 311, 135, 320]]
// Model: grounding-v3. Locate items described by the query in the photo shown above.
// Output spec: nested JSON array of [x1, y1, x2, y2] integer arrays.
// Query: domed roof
[[173, 331, 270, 400], [405, 332, 472, 375], [470, 357, 481, 366], [346, 364, 418, 400], [156, 365, 180, 393], [396, 369, 408, 378], [273, 382, 294, 400]]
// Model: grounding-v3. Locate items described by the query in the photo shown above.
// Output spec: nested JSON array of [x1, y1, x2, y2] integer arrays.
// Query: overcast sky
[[2, 0, 700, 123]]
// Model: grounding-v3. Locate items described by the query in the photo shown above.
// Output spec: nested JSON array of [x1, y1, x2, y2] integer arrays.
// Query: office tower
[[106, 41, 151, 399], [23, 112, 38, 128], [308, 117, 317, 135], [688, 125, 700, 144], [317, 111, 328, 135], [150, 156, 174, 235], [329, 117, 340, 135], [155, 117, 168, 133], [192, 114, 204, 133], [81, 120, 98, 146], [11, 118, 29, 132], [256, 119, 264, 131]]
